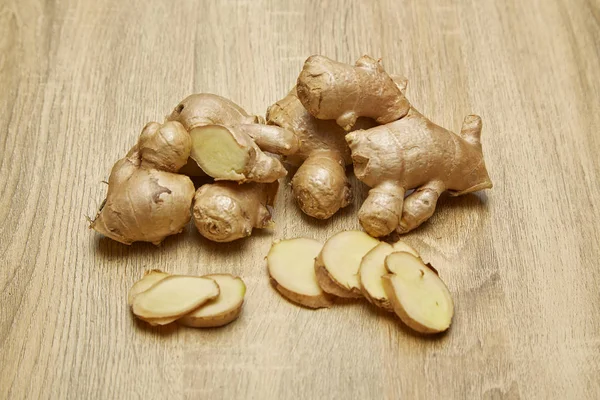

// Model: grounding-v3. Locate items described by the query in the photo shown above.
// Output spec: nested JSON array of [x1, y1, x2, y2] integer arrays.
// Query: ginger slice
[[179, 274, 246, 328], [267, 238, 332, 308], [131, 275, 219, 325], [315, 231, 379, 298], [127, 270, 169, 306], [382, 252, 454, 334], [359, 242, 419, 311]]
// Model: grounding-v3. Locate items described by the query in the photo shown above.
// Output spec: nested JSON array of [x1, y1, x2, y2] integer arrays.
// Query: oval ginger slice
[[382, 252, 454, 334], [179, 274, 246, 328], [267, 238, 332, 308], [315, 231, 379, 298], [359, 242, 419, 311], [127, 270, 170, 306], [132, 275, 219, 325]]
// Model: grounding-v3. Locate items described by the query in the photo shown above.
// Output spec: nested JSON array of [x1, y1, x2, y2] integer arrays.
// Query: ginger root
[[189, 124, 288, 183], [296, 55, 410, 130], [383, 252, 454, 334], [167, 93, 264, 130], [192, 181, 278, 242], [347, 109, 493, 237], [90, 121, 195, 245], [267, 88, 355, 218], [267, 238, 333, 309]]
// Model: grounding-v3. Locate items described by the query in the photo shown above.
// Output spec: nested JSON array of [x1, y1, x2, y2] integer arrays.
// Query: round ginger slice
[[382, 252, 454, 334], [132, 275, 220, 325], [267, 238, 332, 309], [178, 274, 246, 328], [359, 242, 419, 311], [315, 231, 380, 298]]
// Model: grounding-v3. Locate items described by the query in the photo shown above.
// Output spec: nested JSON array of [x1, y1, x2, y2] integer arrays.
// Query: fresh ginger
[[168, 93, 296, 183], [127, 270, 169, 306], [266, 88, 356, 218], [188, 124, 288, 183], [129, 272, 246, 328], [192, 181, 278, 242], [178, 274, 246, 328], [267, 238, 333, 308], [167, 93, 265, 130], [90, 121, 195, 245], [296, 55, 411, 130], [347, 110, 493, 237], [383, 251, 454, 334], [315, 231, 379, 298], [359, 241, 419, 311], [131, 275, 220, 326]]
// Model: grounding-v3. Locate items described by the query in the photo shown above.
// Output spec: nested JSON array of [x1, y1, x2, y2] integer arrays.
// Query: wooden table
[[2, 0, 599, 398]]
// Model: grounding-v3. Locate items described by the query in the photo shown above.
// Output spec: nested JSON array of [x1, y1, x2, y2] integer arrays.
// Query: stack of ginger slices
[[267, 231, 454, 334]]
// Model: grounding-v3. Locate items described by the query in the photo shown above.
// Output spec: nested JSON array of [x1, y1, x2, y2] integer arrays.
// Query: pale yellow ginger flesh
[[189, 125, 287, 183], [315, 231, 380, 298], [267, 238, 332, 308], [131, 275, 219, 325], [127, 270, 169, 306], [382, 252, 454, 334], [359, 242, 419, 311], [179, 274, 246, 328]]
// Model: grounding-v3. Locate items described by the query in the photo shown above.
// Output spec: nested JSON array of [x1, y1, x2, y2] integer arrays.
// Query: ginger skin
[[296, 55, 411, 130], [192, 181, 278, 242], [90, 121, 195, 245], [347, 109, 493, 237], [267, 88, 361, 219], [167, 93, 264, 130]]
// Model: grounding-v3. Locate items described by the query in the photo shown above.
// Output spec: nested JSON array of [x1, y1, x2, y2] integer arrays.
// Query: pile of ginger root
[[90, 54, 492, 246]]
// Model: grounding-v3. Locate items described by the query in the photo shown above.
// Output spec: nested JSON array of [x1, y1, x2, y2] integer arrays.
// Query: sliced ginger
[[359, 242, 419, 311], [179, 274, 246, 328], [267, 238, 332, 308], [131, 275, 220, 326], [127, 270, 169, 306], [315, 231, 380, 298], [382, 252, 454, 334]]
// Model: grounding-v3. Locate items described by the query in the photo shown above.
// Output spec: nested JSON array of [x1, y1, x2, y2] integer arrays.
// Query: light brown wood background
[[1, 0, 599, 398]]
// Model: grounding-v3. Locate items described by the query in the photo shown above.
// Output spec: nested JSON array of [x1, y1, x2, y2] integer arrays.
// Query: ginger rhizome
[[296, 55, 411, 130], [90, 121, 195, 245], [347, 110, 492, 237], [266, 88, 357, 219], [129, 271, 246, 328], [188, 124, 288, 183], [192, 181, 278, 242], [166, 93, 297, 242]]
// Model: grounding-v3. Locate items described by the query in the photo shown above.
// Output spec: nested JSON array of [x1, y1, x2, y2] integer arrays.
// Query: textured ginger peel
[[347, 110, 492, 237], [192, 181, 278, 242], [90, 121, 195, 245], [297, 55, 410, 130]]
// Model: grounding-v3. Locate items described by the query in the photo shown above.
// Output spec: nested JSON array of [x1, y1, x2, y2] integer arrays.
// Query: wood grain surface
[[1, 0, 599, 398]]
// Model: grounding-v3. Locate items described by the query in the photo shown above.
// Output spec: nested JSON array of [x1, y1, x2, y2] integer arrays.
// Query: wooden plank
[[1, 0, 599, 398]]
